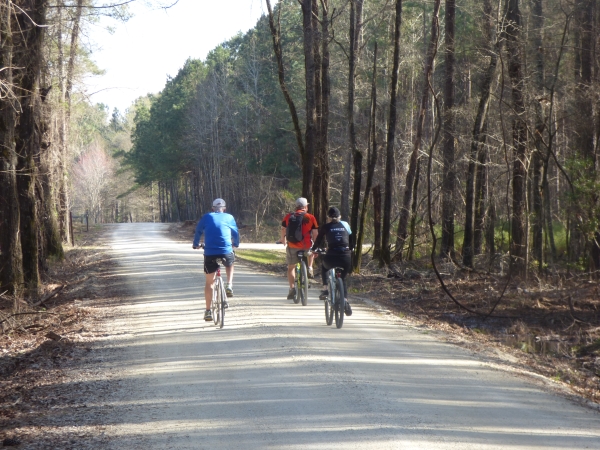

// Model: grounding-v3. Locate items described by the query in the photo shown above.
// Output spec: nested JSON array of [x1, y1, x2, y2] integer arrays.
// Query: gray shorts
[[286, 246, 309, 265]]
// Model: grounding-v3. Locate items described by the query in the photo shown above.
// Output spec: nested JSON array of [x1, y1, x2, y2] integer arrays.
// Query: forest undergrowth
[[0, 225, 122, 448]]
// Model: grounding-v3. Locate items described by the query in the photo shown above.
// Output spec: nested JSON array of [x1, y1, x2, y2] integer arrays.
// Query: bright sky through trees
[[87, 0, 273, 114]]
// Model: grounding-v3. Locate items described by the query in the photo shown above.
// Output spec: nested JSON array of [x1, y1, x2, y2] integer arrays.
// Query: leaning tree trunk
[[440, 0, 456, 259], [394, 0, 441, 262], [0, 1, 24, 296], [381, 0, 403, 266], [265, 0, 305, 164], [463, 4, 501, 268]]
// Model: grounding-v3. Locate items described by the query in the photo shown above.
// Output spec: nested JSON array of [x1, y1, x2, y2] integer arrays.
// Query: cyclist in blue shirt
[[193, 198, 240, 322]]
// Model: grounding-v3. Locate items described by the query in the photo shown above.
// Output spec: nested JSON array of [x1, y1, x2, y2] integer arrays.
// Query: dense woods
[[3, 0, 600, 301]]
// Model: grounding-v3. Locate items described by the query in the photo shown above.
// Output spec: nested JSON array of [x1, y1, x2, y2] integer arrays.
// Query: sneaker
[[204, 309, 213, 321], [308, 267, 314, 278], [223, 298, 229, 309], [225, 286, 233, 298], [319, 290, 328, 300], [287, 287, 296, 300], [344, 301, 352, 316]]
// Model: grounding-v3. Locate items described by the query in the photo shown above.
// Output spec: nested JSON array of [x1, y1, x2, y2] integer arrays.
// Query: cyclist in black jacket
[[311, 207, 353, 316]]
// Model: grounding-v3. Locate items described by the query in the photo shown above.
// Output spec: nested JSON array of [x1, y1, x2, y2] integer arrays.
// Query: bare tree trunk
[[440, 0, 455, 258], [58, 0, 83, 244], [348, 0, 364, 228], [15, 0, 48, 297], [0, 1, 24, 296], [381, 0, 403, 265], [354, 43, 378, 271], [301, 0, 317, 205], [473, 125, 488, 255], [373, 184, 382, 260], [506, 0, 528, 276], [531, 0, 545, 270], [319, 0, 330, 224], [394, 0, 441, 262]]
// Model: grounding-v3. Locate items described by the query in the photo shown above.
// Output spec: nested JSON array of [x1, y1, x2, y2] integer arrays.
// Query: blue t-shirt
[[193, 212, 240, 256]]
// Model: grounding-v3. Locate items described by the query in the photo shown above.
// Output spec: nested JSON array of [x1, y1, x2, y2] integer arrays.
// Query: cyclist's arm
[[229, 217, 240, 247], [311, 225, 325, 251], [193, 217, 205, 248], [280, 226, 287, 245], [280, 215, 289, 245]]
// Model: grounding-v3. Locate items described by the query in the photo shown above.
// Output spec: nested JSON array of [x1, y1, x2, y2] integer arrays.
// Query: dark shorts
[[204, 252, 235, 274], [321, 252, 352, 292]]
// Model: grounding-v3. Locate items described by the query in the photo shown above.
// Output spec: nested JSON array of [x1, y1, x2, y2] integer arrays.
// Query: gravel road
[[101, 223, 599, 449]]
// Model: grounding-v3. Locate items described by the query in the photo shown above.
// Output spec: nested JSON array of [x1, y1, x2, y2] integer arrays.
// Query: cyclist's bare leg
[[287, 264, 295, 288], [225, 264, 234, 285], [308, 253, 315, 271], [204, 272, 217, 310]]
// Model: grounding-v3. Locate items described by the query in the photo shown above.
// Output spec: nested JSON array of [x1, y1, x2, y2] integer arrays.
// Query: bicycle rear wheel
[[334, 277, 345, 329], [293, 263, 301, 304], [219, 277, 226, 329], [213, 278, 222, 326], [300, 260, 308, 306], [325, 276, 334, 326]]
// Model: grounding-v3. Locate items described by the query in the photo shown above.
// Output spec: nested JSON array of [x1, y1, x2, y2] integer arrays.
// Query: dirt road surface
[[97, 223, 599, 449]]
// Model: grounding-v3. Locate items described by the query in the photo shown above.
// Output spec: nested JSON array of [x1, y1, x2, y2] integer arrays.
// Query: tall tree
[[505, 0, 528, 276], [394, 0, 441, 262], [14, 0, 48, 296], [440, 0, 455, 258], [381, 0, 403, 265], [347, 0, 363, 227], [0, 1, 24, 296]]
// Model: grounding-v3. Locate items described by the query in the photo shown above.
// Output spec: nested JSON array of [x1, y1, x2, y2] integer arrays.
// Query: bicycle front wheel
[[325, 276, 334, 326], [300, 261, 308, 306], [334, 277, 345, 329]]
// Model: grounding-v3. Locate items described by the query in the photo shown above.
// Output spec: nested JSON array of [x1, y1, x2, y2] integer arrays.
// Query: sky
[[86, 0, 273, 114]]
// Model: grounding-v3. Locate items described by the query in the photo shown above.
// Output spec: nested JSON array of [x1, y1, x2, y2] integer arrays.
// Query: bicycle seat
[[296, 251, 305, 258]]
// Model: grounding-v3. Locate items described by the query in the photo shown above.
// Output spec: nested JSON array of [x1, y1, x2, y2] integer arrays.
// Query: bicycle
[[314, 249, 346, 328], [293, 250, 310, 306], [200, 244, 226, 328]]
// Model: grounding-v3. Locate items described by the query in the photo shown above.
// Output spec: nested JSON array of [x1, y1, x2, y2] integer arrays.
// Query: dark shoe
[[204, 309, 213, 321], [223, 298, 229, 309], [344, 301, 352, 316], [319, 290, 328, 300], [287, 288, 296, 300], [225, 286, 233, 298]]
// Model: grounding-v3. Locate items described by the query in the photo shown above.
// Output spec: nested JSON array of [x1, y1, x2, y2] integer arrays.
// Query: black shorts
[[204, 252, 235, 274]]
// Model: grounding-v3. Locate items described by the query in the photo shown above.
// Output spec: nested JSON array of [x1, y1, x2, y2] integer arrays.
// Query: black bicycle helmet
[[327, 207, 341, 218]]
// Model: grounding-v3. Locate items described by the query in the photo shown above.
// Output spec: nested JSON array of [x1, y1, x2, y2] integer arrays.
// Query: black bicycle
[[315, 249, 345, 328]]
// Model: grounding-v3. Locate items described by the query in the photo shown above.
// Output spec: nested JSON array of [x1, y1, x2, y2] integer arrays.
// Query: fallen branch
[[0, 311, 58, 326], [32, 285, 65, 307], [567, 296, 590, 324]]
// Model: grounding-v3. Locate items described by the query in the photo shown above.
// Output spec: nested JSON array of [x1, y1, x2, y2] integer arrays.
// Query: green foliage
[[235, 249, 287, 265]]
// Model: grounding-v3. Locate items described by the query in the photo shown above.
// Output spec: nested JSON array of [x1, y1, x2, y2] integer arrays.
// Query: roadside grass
[[236, 249, 286, 266]]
